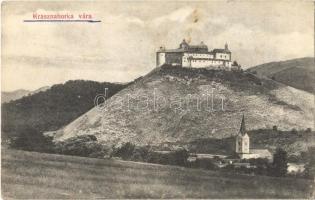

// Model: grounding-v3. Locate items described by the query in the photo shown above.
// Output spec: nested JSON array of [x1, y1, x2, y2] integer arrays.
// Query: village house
[[156, 39, 240, 70], [287, 163, 305, 175]]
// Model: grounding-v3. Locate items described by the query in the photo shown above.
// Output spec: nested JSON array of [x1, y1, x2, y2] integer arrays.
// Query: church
[[156, 39, 240, 70], [235, 115, 272, 160]]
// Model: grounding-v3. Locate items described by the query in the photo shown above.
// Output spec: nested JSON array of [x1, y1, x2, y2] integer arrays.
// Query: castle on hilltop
[[156, 39, 240, 70]]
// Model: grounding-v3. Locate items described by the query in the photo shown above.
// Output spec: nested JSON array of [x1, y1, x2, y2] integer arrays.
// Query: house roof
[[250, 149, 272, 158]]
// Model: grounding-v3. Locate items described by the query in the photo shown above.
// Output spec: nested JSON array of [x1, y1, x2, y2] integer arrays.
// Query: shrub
[[305, 128, 312, 133], [9, 126, 55, 153], [112, 142, 136, 160], [192, 158, 216, 170], [54, 135, 109, 158], [147, 148, 189, 167]]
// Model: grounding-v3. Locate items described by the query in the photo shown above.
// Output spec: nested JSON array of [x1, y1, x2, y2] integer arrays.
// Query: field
[[2, 149, 314, 199]]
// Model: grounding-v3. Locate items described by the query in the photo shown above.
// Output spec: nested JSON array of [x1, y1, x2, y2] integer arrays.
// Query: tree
[[232, 61, 239, 66], [10, 126, 55, 153], [304, 147, 315, 179], [171, 148, 189, 166], [272, 125, 278, 132], [54, 135, 109, 158], [113, 142, 135, 160], [305, 128, 312, 133], [291, 128, 298, 135], [271, 148, 288, 177]]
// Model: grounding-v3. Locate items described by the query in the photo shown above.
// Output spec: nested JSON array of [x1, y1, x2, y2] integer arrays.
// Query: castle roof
[[158, 40, 231, 54], [239, 114, 246, 135], [212, 48, 231, 53]]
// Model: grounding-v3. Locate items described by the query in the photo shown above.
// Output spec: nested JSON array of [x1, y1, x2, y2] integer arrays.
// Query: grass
[[2, 149, 314, 199]]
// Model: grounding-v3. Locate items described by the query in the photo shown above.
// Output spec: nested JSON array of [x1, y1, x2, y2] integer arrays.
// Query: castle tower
[[179, 39, 189, 49], [225, 43, 229, 51], [235, 114, 250, 154]]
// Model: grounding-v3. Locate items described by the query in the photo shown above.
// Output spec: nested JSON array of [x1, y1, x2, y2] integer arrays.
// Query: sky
[[2, 1, 314, 91]]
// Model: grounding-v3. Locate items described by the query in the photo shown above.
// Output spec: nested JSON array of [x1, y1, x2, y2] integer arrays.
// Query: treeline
[[9, 133, 315, 179], [112, 142, 189, 167]]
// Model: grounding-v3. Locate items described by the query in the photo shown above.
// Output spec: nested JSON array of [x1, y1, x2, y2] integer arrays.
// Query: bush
[[9, 126, 55, 153], [272, 125, 278, 131], [305, 128, 312, 133], [147, 148, 189, 167], [112, 142, 136, 160], [191, 158, 217, 170], [303, 147, 315, 179], [54, 135, 110, 158]]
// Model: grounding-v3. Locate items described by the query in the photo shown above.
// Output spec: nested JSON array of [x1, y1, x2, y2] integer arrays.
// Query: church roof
[[250, 149, 272, 159], [239, 114, 246, 135]]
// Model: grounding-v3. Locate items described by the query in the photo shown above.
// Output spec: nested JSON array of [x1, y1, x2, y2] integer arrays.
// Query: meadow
[[2, 149, 314, 199]]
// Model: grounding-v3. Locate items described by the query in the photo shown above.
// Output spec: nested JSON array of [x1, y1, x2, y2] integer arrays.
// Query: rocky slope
[[52, 66, 314, 147]]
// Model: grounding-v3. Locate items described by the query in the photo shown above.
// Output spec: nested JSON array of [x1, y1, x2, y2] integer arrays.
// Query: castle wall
[[156, 42, 234, 69], [156, 52, 166, 67], [165, 52, 182, 66], [214, 52, 231, 61]]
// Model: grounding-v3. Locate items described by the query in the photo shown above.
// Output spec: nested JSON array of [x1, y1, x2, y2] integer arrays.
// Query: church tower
[[235, 114, 250, 154]]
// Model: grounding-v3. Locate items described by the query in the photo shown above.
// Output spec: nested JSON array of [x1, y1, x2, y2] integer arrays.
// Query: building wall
[[236, 134, 250, 154], [183, 52, 214, 59], [181, 52, 231, 68], [239, 153, 260, 160], [214, 52, 231, 61], [165, 52, 182, 66], [156, 52, 166, 67], [157, 51, 232, 69]]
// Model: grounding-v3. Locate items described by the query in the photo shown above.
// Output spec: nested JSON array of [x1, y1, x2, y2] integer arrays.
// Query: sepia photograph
[[1, 0, 315, 199]]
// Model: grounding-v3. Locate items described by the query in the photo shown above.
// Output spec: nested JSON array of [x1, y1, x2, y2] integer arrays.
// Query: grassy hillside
[[2, 80, 127, 144], [248, 57, 314, 93], [53, 66, 314, 148], [2, 149, 314, 199]]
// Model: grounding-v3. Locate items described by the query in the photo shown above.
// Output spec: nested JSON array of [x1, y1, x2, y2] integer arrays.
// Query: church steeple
[[235, 114, 250, 154], [239, 114, 246, 135]]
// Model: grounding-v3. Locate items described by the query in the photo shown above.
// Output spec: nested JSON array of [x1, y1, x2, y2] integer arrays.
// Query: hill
[[52, 66, 314, 148], [1, 86, 50, 103], [2, 89, 30, 103], [1, 80, 127, 145], [2, 149, 313, 199], [247, 57, 315, 93]]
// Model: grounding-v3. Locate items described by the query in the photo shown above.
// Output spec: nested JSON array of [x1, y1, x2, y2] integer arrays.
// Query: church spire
[[239, 114, 246, 135]]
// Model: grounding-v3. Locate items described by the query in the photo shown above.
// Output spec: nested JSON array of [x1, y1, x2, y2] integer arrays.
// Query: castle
[[156, 39, 240, 70], [235, 115, 272, 160]]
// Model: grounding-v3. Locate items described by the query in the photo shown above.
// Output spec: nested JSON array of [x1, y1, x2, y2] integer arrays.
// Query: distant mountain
[[1, 86, 50, 103], [247, 57, 315, 93], [2, 89, 30, 103], [52, 66, 314, 148], [2, 80, 128, 141]]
